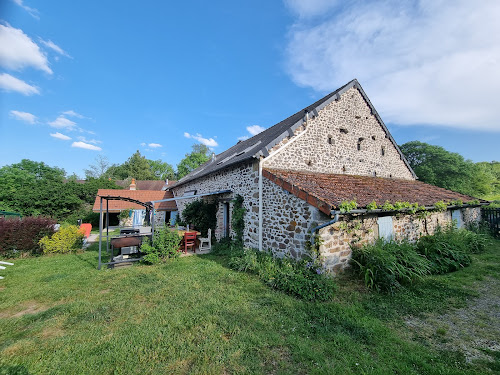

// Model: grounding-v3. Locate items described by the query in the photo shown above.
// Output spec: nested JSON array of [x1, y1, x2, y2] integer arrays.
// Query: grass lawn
[[0, 241, 499, 374]]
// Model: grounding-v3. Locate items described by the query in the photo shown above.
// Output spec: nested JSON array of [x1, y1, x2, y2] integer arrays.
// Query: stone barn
[[170, 79, 485, 273]]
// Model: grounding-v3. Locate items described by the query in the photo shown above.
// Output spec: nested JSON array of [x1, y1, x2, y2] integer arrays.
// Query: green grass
[[1, 241, 499, 374]]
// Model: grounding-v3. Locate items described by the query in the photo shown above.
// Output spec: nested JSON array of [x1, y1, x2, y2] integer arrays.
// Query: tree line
[[0, 141, 498, 222]]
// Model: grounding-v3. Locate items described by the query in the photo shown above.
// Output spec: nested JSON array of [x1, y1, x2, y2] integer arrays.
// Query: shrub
[[140, 227, 182, 264], [351, 239, 432, 292], [211, 237, 244, 257], [229, 248, 336, 301], [39, 224, 84, 254], [0, 216, 56, 256], [181, 199, 217, 237], [231, 195, 245, 245], [416, 225, 473, 274]]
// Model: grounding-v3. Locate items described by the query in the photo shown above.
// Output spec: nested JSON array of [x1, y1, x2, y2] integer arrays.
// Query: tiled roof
[[92, 189, 177, 212], [173, 79, 416, 188], [114, 180, 176, 190], [263, 169, 482, 215]]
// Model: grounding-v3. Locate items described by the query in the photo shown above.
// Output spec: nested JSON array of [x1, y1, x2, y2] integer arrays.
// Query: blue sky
[[1, 0, 499, 178]]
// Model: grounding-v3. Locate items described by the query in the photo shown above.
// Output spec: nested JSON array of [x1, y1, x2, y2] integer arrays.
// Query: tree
[[399, 141, 495, 197], [105, 150, 155, 180], [84, 155, 110, 179], [176, 144, 211, 179], [148, 159, 176, 181]]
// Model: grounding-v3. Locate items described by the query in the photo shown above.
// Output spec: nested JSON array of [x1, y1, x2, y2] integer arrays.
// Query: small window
[[306, 160, 313, 167], [372, 135, 376, 140], [381, 146, 385, 156], [327, 136, 334, 145], [373, 171, 377, 177], [342, 165, 346, 173], [377, 216, 393, 241], [340, 128, 348, 134], [357, 138, 364, 151]]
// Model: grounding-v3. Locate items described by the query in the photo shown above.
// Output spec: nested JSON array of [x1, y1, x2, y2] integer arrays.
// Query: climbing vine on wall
[[231, 195, 245, 245]]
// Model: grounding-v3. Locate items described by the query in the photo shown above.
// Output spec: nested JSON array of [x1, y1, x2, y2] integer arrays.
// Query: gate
[[482, 208, 500, 238]]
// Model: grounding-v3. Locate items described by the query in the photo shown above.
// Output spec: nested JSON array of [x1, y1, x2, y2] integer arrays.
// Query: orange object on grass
[[79, 223, 92, 238]]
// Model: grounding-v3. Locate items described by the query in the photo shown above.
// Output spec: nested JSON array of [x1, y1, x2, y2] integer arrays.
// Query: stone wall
[[264, 87, 414, 180], [318, 207, 482, 274]]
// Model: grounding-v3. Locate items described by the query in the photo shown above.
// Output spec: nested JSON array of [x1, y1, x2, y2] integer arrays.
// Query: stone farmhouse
[[170, 79, 484, 273]]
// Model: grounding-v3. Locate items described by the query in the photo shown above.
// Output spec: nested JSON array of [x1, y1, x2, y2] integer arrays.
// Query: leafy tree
[[106, 150, 155, 180], [400, 141, 494, 197], [176, 144, 211, 179], [148, 159, 176, 181]]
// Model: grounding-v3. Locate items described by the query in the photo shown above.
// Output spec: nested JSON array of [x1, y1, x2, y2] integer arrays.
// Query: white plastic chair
[[0, 261, 14, 280], [199, 228, 211, 252]]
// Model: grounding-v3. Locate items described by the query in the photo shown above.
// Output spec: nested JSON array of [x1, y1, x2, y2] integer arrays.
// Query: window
[[340, 128, 348, 134], [357, 138, 364, 151], [451, 210, 463, 228], [327, 136, 334, 145], [377, 216, 393, 241], [381, 146, 385, 156]]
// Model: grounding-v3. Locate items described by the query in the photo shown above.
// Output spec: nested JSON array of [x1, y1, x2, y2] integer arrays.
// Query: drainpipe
[[309, 210, 340, 237]]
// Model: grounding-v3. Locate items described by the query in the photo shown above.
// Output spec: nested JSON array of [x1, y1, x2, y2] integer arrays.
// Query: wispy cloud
[[148, 143, 162, 148], [48, 116, 76, 130], [9, 110, 37, 124], [0, 73, 39, 95], [0, 23, 51, 74], [77, 136, 101, 144], [285, 0, 500, 132], [238, 125, 266, 141], [50, 132, 71, 141], [11, 0, 39, 19], [71, 141, 102, 151], [61, 110, 84, 118], [184, 132, 219, 147], [39, 39, 71, 58]]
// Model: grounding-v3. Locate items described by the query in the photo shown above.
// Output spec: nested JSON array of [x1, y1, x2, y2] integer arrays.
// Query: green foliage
[[106, 150, 156, 180], [148, 159, 176, 181], [39, 225, 84, 254], [351, 239, 432, 292], [338, 200, 357, 213], [400, 141, 496, 197], [433, 200, 447, 212], [141, 227, 182, 264], [181, 199, 217, 237], [450, 199, 463, 206], [231, 195, 245, 245], [229, 248, 336, 301], [176, 144, 211, 179], [381, 201, 395, 211], [118, 209, 134, 221], [366, 200, 378, 211], [210, 237, 245, 257]]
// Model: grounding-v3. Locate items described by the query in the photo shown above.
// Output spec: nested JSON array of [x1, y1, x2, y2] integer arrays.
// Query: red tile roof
[[114, 180, 176, 190], [263, 169, 481, 215], [92, 189, 177, 212]]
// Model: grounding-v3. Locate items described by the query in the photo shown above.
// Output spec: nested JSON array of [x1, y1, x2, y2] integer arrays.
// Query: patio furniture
[[199, 228, 211, 252], [120, 228, 140, 235], [183, 231, 197, 254], [0, 261, 14, 280]]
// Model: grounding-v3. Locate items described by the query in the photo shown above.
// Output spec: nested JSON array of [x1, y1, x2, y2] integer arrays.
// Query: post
[[98, 197, 103, 270], [151, 205, 156, 246]]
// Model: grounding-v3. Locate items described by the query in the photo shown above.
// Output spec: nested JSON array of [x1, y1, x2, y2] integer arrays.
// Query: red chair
[[183, 232, 197, 254]]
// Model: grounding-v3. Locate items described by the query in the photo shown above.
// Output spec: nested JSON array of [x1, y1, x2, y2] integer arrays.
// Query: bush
[[229, 248, 336, 301], [0, 216, 56, 256], [416, 225, 474, 274], [211, 237, 245, 257], [39, 224, 84, 254], [351, 239, 432, 292], [140, 227, 182, 264], [181, 200, 217, 237]]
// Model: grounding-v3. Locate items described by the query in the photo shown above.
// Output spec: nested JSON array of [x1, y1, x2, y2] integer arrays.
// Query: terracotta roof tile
[[264, 169, 482, 214], [114, 180, 176, 190], [92, 189, 177, 212]]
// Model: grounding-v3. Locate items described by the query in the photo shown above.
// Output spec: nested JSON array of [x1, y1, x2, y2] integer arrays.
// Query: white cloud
[[50, 132, 71, 141], [77, 136, 101, 144], [238, 125, 266, 141], [48, 116, 76, 130], [62, 110, 84, 118], [246, 125, 266, 136], [184, 132, 219, 147], [12, 0, 39, 19], [140, 142, 146, 146], [285, 0, 500, 132], [9, 110, 37, 124], [148, 143, 162, 148], [71, 141, 102, 151], [40, 39, 71, 58], [0, 23, 51, 74], [0, 73, 39, 95]]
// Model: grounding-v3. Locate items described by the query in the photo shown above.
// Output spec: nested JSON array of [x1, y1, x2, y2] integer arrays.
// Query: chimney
[[129, 178, 136, 190]]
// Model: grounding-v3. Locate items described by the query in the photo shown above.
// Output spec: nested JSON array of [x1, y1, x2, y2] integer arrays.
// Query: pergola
[[97, 189, 231, 269]]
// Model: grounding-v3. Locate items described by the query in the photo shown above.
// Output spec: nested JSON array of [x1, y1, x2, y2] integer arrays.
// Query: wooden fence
[[482, 208, 500, 238]]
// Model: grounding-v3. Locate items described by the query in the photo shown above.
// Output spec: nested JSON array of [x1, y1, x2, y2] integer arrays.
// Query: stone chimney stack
[[129, 178, 136, 190]]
